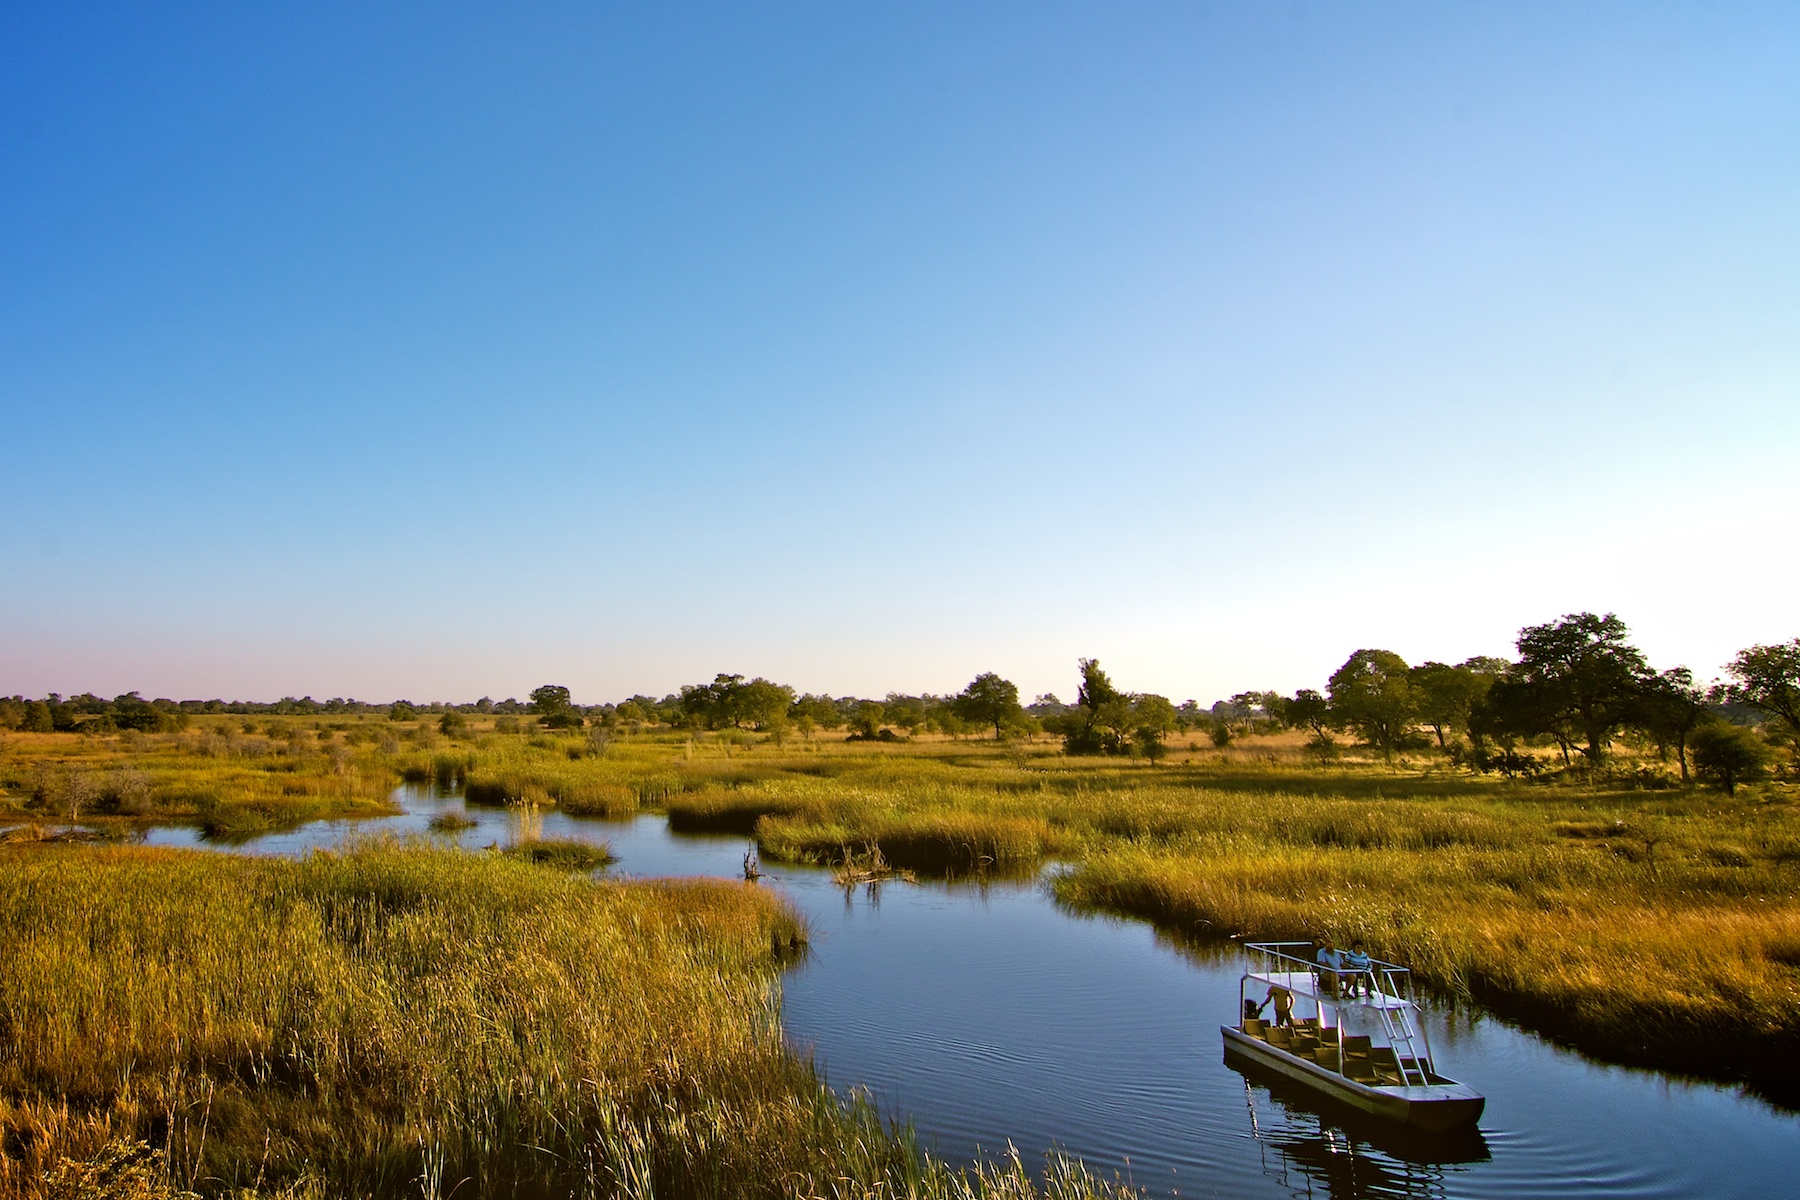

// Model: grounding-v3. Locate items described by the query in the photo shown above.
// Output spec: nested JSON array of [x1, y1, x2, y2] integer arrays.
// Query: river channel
[[137, 787, 1797, 1200]]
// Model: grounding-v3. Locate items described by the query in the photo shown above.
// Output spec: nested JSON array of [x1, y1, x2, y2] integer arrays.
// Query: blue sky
[[3, 2, 1796, 704]]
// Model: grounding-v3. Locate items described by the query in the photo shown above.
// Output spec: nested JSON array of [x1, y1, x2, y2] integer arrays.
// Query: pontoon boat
[[1222, 941, 1484, 1132]]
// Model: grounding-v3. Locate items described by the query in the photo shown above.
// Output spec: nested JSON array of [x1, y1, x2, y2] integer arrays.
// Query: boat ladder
[[1366, 964, 1433, 1087]]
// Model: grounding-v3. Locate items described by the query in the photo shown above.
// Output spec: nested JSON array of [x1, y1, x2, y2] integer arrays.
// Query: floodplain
[[2, 716, 1797, 1197]]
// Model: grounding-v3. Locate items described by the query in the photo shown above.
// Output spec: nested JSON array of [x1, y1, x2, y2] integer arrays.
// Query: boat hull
[[1221, 1026, 1484, 1132]]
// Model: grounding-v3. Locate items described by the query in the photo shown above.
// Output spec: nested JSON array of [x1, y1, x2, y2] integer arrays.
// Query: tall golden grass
[[0, 726, 396, 836], [9, 722, 1797, 1100], [0, 841, 1130, 1200]]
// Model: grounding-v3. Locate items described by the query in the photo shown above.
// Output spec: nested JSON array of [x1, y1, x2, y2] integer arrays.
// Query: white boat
[[1222, 941, 1484, 1133]]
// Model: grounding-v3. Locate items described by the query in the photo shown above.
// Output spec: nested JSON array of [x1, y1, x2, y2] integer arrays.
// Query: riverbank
[[0, 841, 1131, 1200]]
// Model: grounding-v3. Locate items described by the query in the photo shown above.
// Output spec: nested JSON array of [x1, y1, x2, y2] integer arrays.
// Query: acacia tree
[[954, 672, 1024, 740], [1285, 689, 1332, 738], [1727, 639, 1800, 751], [1326, 650, 1416, 759], [1634, 667, 1708, 782], [1409, 661, 1491, 749], [1504, 613, 1651, 765]]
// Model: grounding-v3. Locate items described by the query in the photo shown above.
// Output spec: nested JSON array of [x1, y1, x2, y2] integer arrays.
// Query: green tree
[[1409, 662, 1489, 749], [882, 694, 930, 735], [1132, 694, 1178, 763], [1284, 690, 1331, 738], [677, 675, 745, 730], [388, 701, 418, 721], [1633, 667, 1707, 782], [791, 694, 844, 733], [529, 685, 572, 716], [1503, 613, 1652, 765], [21, 701, 54, 733], [953, 673, 1024, 740], [1064, 658, 1132, 755], [1726, 639, 1800, 749], [738, 679, 796, 732], [438, 711, 468, 737], [530, 684, 583, 729], [850, 701, 886, 739], [1326, 649, 1416, 759], [1690, 721, 1772, 795]]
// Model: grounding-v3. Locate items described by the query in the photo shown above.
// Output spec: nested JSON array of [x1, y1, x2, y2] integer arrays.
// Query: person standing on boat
[[1343, 940, 1372, 997], [1262, 982, 1294, 1027], [1315, 938, 1346, 997]]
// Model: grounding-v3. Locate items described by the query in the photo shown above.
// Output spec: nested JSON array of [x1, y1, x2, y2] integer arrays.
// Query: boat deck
[[1233, 1014, 1426, 1087], [1222, 1025, 1486, 1131]]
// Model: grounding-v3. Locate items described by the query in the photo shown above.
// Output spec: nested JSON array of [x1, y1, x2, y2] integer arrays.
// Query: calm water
[[138, 789, 1798, 1200]]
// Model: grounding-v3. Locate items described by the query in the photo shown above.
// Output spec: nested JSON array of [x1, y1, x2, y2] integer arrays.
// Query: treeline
[[6, 613, 1795, 790], [1241, 614, 1797, 791], [0, 692, 546, 734]]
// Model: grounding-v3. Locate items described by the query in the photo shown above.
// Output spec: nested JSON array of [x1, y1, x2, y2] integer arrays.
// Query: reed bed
[[0, 728, 397, 835], [0, 842, 1131, 1200], [10, 723, 1797, 1103], [500, 836, 616, 870]]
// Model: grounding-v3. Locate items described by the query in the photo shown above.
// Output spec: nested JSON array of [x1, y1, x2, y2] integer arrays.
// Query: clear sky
[[3, 2, 1796, 705]]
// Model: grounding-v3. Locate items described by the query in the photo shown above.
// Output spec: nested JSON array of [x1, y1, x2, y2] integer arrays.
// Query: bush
[[1691, 722, 1773, 795]]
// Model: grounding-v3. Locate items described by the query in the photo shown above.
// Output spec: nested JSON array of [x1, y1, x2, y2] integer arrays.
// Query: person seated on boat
[[1343, 940, 1372, 997], [1314, 938, 1346, 996], [1263, 982, 1294, 1027]]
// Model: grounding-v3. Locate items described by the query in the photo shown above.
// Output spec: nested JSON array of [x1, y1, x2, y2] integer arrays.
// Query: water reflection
[[1234, 1059, 1489, 1200]]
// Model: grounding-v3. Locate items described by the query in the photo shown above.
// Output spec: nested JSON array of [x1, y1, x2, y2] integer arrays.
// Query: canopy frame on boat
[[1239, 940, 1438, 1089]]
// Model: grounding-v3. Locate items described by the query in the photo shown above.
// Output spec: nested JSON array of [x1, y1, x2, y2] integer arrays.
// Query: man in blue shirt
[[1315, 938, 1345, 997]]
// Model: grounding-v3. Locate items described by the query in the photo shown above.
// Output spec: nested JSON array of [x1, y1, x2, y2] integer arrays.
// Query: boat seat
[[1242, 1018, 1266, 1037], [1342, 1034, 1372, 1057], [1368, 1046, 1399, 1067], [1267, 1027, 1292, 1048], [1319, 1027, 1340, 1045], [1314, 1047, 1341, 1072], [1345, 1060, 1378, 1083]]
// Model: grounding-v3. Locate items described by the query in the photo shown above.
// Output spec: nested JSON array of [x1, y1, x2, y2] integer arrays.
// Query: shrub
[[1691, 723, 1773, 795]]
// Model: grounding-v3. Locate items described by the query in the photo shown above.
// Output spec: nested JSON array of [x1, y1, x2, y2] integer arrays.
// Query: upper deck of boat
[[1248, 969, 1415, 1011]]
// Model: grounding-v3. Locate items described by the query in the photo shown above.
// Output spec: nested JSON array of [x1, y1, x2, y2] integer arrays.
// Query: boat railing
[[1242, 941, 1414, 1005], [1241, 941, 1435, 1087]]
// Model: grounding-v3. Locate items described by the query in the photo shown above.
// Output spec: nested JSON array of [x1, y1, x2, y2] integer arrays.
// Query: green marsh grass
[[613, 734, 1800, 1096], [0, 727, 397, 834], [11, 721, 1797, 1102], [500, 835, 616, 870], [0, 841, 1130, 1200]]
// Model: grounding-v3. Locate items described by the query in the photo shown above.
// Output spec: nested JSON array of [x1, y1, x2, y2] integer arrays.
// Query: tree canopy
[[1492, 613, 1650, 764], [953, 673, 1024, 740], [1727, 639, 1800, 746], [1064, 658, 1133, 755], [1326, 649, 1416, 758]]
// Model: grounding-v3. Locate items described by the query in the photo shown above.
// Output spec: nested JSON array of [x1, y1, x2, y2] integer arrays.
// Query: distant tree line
[[7, 613, 1793, 792], [1241, 614, 1796, 793], [0, 692, 547, 733]]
